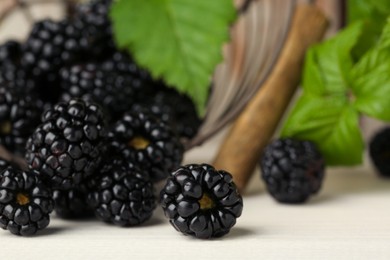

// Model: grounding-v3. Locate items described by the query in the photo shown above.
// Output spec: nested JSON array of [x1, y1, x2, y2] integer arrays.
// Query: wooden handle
[[213, 3, 328, 193]]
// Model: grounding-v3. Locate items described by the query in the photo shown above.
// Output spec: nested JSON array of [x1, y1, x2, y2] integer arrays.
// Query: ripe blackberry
[[87, 158, 155, 226], [108, 110, 184, 182], [72, 0, 115, 59], [0, 167, 54, 236], [25, 99, 108, 190], [0, 41, 21, 65], [160, 164, 243, 239], [369, 127, 390, 177], [53, 186, 92, 219], [133, 84, 201, 139], [59, 62, 150, 120], [260, 138, 325, 204], [0, 87, 42, 154]]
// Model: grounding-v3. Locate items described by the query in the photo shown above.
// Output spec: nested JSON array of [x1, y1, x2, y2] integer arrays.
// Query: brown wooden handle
[[213, 3, 328, 193]]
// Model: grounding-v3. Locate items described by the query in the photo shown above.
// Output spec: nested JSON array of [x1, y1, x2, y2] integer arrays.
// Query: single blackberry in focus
[[160, 164, 243, 239], [72, 0, 115, 59], [25, 99, 107, 190], [87, 158, 155, 226], [369, 127, 390, 177], [108, 110, 184, 182], [0, 167, 54, 236], [0, 87, 43, 154], [133, 84, 201, 139], [260, 138, 325, 204], [60, 63, 151, 120], [53, 186, 92, 219]]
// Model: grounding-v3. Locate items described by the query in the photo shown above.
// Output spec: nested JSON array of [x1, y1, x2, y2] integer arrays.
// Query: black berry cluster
[[260, 138, 325, 204], [369, 127, 390, 177], [160, 164, 243, 239], [0, 0, 210, 238]]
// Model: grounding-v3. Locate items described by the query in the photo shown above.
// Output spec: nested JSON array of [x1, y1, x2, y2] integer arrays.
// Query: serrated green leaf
[[348, 0, 390, 23], [350, 20, 390, 121], [110, 0, 237, 115], [281, 95, 363, 165], [310, 22, 364, 92]]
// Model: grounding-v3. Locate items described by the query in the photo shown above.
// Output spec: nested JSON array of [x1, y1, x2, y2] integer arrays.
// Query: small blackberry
[[0, 41, 21, 65], [160, 164, 243, 239], [108, 110, 184, 182], [87, 158, 155, 226], [25, 99, 107, 190], [59, 62, 150, 120], [72, 0, 115, 59], [53, 186, 92, 219], [369, 127, 390, 177], [133, 84, 201, 139], [0, 167, 54, 236], [260, 138, 325, 204], [0, 87, 42, 154]]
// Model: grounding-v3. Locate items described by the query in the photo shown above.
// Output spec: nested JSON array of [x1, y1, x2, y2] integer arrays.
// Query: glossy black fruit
[[0, 167, 54, 236], [369, 127, 390, 177], [25, 99, 107, 190], [160, 164, 243, 239], [87, 158, 155, 226], [260, 138, 325, 204]]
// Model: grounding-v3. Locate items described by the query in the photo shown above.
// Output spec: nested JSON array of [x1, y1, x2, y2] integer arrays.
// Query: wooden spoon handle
[[213, 3, 328, 193]]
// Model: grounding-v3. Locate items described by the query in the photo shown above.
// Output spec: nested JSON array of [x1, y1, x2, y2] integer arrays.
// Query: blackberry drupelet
[[0, 167, 54, 236], [260, 138, 325, 204], [25, 99, 107, 190], [59, 63, 150, 120], [108, 110, 184, 182], [0, 86, 42, 154], [369, 127, 390, 177], [53, 186, 92, 219], [160, 164, 243, 239], [87, 158, 155, 226], [133, 84, 201, 139]]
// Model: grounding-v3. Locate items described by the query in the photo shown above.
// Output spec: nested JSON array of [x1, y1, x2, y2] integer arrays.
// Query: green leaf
[[350, 20, 390, 121], [281, 95, 364, 165], [348, 0, 390, 23], [110, 0, 237, 114], [304, 22, 364, 94]]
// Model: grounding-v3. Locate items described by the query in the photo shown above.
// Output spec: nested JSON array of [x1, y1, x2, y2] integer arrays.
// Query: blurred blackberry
[[369, 127, 390, 177], [25, 99, 107, 190], [160, 164, 243, 239], [133, 85, 201, 139], [72, 0, 115, 59], [0, 158, 11, 172], [21, 19, 86, 102], [60, 63, 151, 121], [53, 186, 92, 219], [0, 167, 54, 236], [0, 41, 21, 66], [260, 138, 325, 204], [108, 110, 184, 182], [87, 157, 155, 226], [0, 87, 43, 154]]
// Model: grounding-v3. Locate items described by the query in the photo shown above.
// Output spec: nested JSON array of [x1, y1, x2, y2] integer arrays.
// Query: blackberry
[[87, 158, 155, 226], [72, 0, 115, 59], [260, 138, 325, 204], [0, 167, 54, 236], [59, 62, 151, 120], [133, 84, 201, 139], [369, 127, 390, 177], [25, 99, 107, 190], [160, 164, 243, 239], [0, 41, 21, 65], [53, 186, 92, 219], [108, 110, 184, 182], [0, 87, 43, 154]]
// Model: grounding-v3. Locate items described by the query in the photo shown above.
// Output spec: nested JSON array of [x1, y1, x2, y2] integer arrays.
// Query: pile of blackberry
[[0, 0, 210, 237]]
